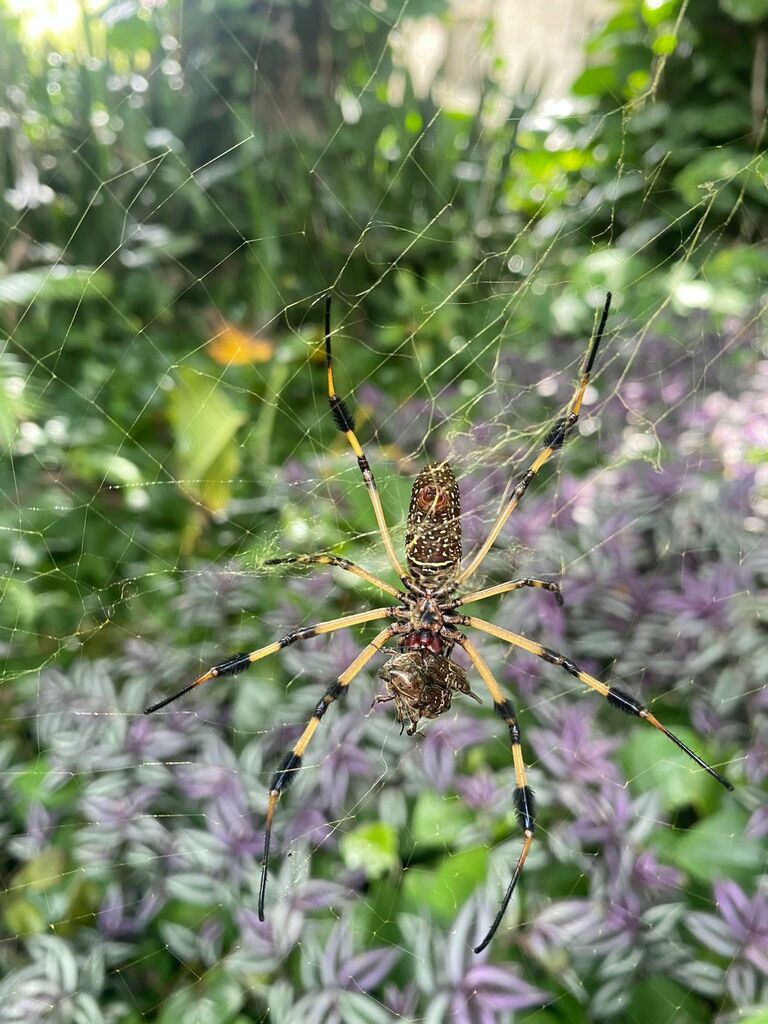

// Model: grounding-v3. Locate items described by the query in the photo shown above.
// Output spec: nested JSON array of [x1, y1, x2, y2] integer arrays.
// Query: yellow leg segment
[[266, 553, 401, 600], [457, 293, 611, 586], [454, 577, 563, 608], [258, 623, 398, 918], [462, 615, 732, 790], [145, 607, 394, 713], [324, 296, 407, 581], [457, 635, 536, 953]]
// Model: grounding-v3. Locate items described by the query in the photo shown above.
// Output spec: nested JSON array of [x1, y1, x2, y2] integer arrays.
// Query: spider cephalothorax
[[146, 291, 733, 954]]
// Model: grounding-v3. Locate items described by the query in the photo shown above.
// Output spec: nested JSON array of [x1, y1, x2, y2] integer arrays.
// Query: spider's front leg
[[461, 615, 733, 790], [453, 633, 536, 954], [258, 623, 401, 918], [144, 607, 395, 713], [324, 294, 408, 584]]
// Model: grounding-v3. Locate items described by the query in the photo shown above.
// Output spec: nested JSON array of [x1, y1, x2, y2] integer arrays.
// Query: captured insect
[[146, 293, 732, 953]]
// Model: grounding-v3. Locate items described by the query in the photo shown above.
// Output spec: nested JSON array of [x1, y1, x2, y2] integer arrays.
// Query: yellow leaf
[[206, 320, 274, 365]]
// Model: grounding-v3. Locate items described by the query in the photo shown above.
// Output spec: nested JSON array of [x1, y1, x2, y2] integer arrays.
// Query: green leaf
[[641, 0, 679, 27], [652, 33, 677, 56], [621, 726, 725, 810], [571, 65, 618, 97], [167, 368, 246, 513], [0, 578, 37, 631], [719, 0, 768, 22], [0, 266, 113, 306], [673, 149, 764, 208], [3, 897, 45, 937], [662, 806, 762, 883], [67, 450, 143, 487], [14, 758, 52, 803], [157, 970, 244, 1024], [626, 976, 705, 1024], [340, 822, 399, 879], [165, 872, 221, 905], [401, 847, 488, 920], [337, 991, 396, 1024], [12, 847, 66, 891], [410, 791, 473, 848], [736, 1011, 768, 1024]]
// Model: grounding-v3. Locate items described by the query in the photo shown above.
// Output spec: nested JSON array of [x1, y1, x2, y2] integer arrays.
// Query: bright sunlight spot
[[8, 0, 84, 45]]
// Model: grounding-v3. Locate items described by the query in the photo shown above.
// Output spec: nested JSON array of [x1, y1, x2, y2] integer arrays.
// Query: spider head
[[405, 462, 462, 587]]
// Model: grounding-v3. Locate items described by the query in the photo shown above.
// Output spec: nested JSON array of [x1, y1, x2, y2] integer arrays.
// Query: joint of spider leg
[[514, 785, 536, 834], [270, 750, 303, 795], [543, 413, 578, 451], [329, 395, 356, 435], [603, 685, 732, 791], [538, 645, 580, 676], [606, 686, 646, 716], [205, 651, 251, 677], [493, 698, 521, 743], [401, 575, 423, 595], [445, 612, 469, 628], [143, 649, 254, 714], [312, 679, 345, 720]]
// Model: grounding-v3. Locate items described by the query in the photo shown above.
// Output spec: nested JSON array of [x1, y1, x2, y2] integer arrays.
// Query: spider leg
[[457, 293, 611, 586], [265, 553, 401, 599], [452, 578, 563, 608], [454, 634, 535, 954], [459, 615, 733, 790], [258, 623, 399, 919], [324, 295, 407, 583], [144, 607, 395, 713]]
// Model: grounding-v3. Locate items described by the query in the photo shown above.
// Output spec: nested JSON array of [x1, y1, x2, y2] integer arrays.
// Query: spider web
[[1, 2, 766, 1023]]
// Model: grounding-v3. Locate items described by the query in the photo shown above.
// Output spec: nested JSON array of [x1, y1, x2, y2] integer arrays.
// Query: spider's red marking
[[416, 484, 448, 512], [403, 629, 444, 655]]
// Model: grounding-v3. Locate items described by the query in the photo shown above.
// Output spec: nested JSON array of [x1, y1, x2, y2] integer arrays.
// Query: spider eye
[[417, 485, 447, 511]]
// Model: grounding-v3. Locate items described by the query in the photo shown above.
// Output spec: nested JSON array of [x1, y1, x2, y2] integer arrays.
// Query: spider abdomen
[[405, 462, 462, 587]]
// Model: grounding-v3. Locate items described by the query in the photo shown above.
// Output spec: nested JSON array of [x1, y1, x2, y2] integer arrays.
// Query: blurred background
[[1, 1, 766, 1022]]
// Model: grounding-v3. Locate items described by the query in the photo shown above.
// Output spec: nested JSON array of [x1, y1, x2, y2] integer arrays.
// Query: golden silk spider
[[146, 292, 732, 953]]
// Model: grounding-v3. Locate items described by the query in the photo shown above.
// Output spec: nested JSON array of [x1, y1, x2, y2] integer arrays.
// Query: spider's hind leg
[[323, 295, 407, 583], [457, 292, 612, 586]]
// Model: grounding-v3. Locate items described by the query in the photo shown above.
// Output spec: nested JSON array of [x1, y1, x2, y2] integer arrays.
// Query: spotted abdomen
[[405, 462, 462, 587]]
